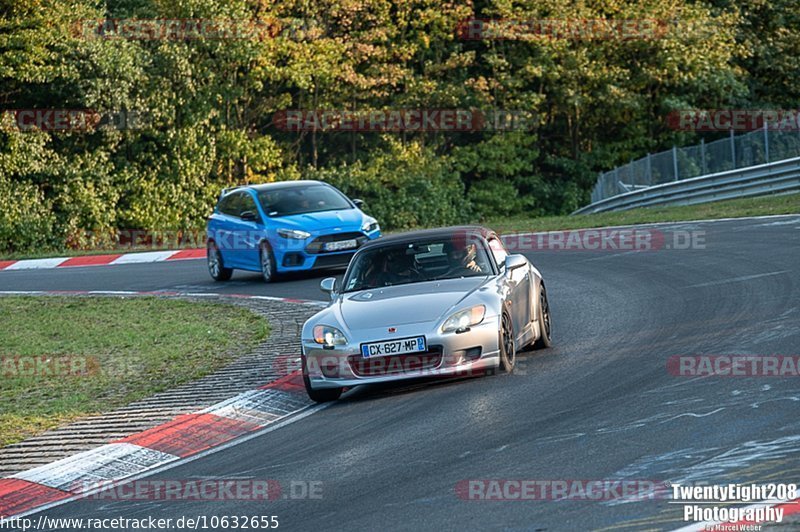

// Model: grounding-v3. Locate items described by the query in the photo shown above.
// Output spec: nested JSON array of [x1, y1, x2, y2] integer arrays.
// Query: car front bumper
[[274, 228, 381, 273], [302, 316, 501, 389]]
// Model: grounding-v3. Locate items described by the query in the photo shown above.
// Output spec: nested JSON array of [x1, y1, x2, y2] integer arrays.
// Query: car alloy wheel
[[535, 284, 552, 348], [499, 311, 516, 372], [260, 242, 276, 283]]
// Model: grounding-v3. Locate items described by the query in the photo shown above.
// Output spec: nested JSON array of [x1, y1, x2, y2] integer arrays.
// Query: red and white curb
[[0, 370, 314, 518], [0, 249, 205, 271], [0, 290, 327, 307]]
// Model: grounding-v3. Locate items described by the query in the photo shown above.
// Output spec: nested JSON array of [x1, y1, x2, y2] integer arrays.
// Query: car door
[[489, 237, 532, 338], [211, 192, 243, 268], [232, 191, 264, 270]]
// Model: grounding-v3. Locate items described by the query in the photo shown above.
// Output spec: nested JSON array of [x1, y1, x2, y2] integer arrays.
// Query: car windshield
[[257, 185, 352, 217], [342, 236, 493, 292]]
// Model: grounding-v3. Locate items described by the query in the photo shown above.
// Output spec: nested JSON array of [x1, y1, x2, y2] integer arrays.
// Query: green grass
[[487, 193, 800, 233], [0, 296, 269, 447]]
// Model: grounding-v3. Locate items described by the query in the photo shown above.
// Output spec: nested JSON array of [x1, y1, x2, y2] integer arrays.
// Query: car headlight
[[313, 325, 348, 346], [361, 217, 379, 233], [441, 305, 485, 333], [277, 228, 311, 239]]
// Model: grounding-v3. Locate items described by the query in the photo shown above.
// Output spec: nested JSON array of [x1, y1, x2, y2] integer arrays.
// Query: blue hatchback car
[[206, 180, 381, 282]]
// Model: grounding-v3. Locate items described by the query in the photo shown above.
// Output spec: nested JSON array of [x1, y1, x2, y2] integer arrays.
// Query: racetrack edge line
[[8, 404, 328, 520]]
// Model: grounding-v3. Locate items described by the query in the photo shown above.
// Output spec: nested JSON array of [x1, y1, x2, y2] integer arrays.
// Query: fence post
[[597, 172, 608, 199], [764, 121, 770, 163], [672, 146, 679, 181], [646, 153, 652, 185], [730, 129, 736, 169], [700, 138, 706, 175]]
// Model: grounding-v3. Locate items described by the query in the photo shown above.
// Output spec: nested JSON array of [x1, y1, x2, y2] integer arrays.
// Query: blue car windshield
[[257, 185, 352, 217]]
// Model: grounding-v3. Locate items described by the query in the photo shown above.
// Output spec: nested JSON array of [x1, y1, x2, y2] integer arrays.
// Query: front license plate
[[323, 239, 358, 251], [360, 336, 427, 358]]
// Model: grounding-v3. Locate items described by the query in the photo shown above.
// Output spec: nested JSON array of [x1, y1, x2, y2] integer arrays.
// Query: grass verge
[[0, 296, 269, 447], [487, 193, 800, 233]]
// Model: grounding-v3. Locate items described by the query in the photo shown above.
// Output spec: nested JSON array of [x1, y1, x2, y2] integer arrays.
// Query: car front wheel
[[499, 311, 516, 372], [534, 283, 552, 348], [259, 241, 277, 283], [302, 355, 342, 403]]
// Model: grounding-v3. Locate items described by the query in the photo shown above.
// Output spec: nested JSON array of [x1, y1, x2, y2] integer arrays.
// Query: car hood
[[273, 208, 363, 232], [337, 277, 491, 329]]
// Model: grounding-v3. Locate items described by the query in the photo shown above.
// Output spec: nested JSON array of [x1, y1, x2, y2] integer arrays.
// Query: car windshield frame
[[341, 236, 495, 293], [257, 184, 353, 217]]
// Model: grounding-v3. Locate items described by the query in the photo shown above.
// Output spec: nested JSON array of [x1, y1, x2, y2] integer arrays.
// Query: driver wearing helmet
[[443, 240, 483, 276], [386, 249, 420, 285], [371, 247, 420, 286]]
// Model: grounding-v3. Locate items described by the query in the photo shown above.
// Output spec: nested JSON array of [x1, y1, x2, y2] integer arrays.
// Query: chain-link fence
[[589, 127, 800, 204]]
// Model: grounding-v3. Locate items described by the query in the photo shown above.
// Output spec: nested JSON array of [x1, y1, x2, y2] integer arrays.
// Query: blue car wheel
[[259, 241, 276, 283]]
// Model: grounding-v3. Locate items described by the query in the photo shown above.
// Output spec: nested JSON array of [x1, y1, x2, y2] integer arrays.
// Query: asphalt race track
[[2, 216, 799, 530]]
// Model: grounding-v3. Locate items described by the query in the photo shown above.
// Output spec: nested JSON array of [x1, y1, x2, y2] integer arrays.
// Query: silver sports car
[[300, 226, 552, 402]]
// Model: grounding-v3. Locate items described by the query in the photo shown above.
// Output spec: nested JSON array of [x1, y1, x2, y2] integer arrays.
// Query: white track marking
[[12, 444, 179, 491], [110, 251, 176, 264], [685, 270, 790, 288], [13, 404, 328, 519], [5, 258, 70, 270]]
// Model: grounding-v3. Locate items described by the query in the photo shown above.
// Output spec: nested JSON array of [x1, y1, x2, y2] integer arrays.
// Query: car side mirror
[[320, 277, 337, 297], [240, 211, 258, 222], [352, 199, 364, 209], [504, 254, 527, 273]]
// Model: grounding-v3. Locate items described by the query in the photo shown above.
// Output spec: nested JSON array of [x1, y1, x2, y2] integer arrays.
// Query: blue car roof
[[222, 180, 328, 196]]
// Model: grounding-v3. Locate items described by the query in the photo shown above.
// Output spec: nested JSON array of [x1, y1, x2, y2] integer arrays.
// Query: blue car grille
[[305, 232, 368, 254]]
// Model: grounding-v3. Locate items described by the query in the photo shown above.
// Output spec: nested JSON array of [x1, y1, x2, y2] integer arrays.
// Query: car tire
[[259, 241, 277, 283], [498, 311, 516, 373], [533, 283, 552, 349], [302, 355, 342, 403], [207, 241, 233, 281]]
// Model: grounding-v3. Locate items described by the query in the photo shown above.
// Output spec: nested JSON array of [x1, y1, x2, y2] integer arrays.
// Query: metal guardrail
[[573, 156, 800, 215], [585, 125, 800, 206]]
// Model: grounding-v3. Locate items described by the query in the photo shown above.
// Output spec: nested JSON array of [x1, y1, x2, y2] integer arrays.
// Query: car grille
[[348, 347, 444, 377], [305, 232, 368, 254], [311, 252, 355, 269]]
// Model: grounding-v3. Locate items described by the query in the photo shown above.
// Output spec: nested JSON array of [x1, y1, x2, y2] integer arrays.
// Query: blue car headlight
[[441, 305, 485, 333], [277, 228, 311, 239], [361, 217, 379, 233]]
